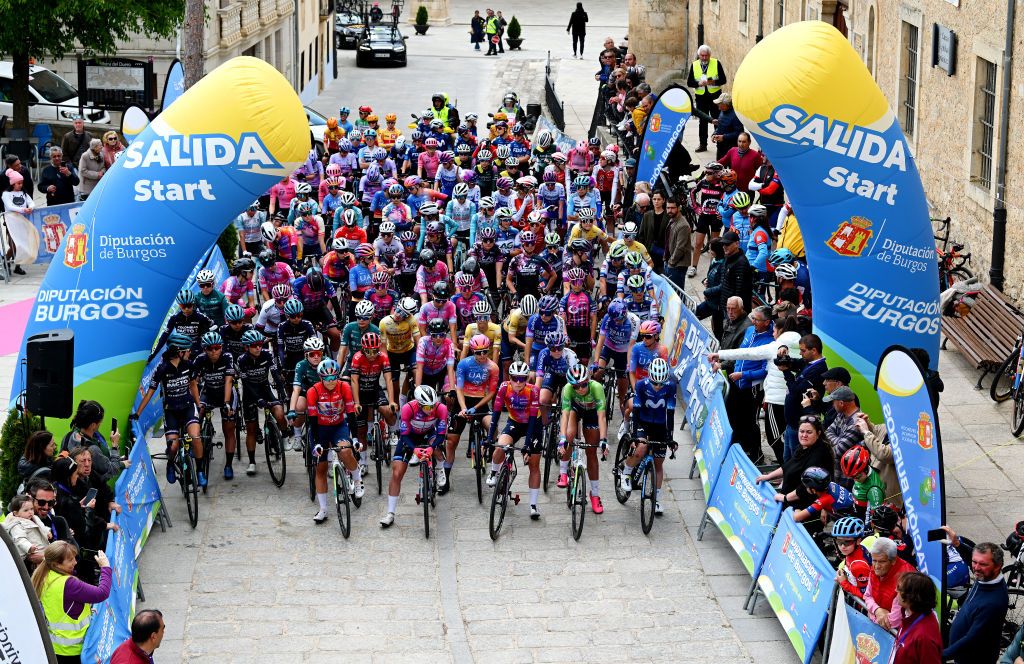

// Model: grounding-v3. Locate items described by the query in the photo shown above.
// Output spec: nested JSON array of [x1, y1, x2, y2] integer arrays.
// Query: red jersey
[[334, 226, 368, 250], [306, 380, 356, 426], [350, 350, 391, 393], [492, 382, 540, 423], [593, 167, 616, 193]]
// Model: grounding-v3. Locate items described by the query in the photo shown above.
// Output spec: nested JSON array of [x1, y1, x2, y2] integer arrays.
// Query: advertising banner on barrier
[[756, 509, 836, 664], [636, 85, 692, 189], [692, 389, 731, 501], [82, 421, 163, 662], [533, 116, 576, 154], [875, 346, 946, 595], [733, 22, 940, 417], [0, 526, 56, 663], [10, 57, 309, 438], [706, 444, 783, 577], [3, 202, 84, 265], [827, 589, 896, 664]]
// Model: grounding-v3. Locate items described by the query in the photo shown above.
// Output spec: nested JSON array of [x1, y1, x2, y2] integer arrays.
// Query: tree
[[0, 0, 186, 129], [182, 0, 206, 89]]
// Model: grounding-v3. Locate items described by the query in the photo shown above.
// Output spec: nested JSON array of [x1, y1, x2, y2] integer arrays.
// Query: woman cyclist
[[236, 329, 290, 477], [307, 359, 361, 523], [441, 334, 499, 495], [557, 364, 609, 514], [350, 332, 399, 473], [379, 297, 421, 405], [487, 361, 543, 520], [619, 358, 676, 516], [258, 248, 295, 303], [191, 331, 239, 480], [535, 331, 579, 430], [499, 294, 537, 381], [287, 337, 327, 452], [415, 318, 458, 393], [559, 268, 597, 364]]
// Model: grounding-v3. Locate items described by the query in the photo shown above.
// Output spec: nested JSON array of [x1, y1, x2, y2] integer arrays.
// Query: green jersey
[[560, 380, 606, 412], [292, 359, 321, 392], [852, 468, 886, 515], [197, 289, 228, 326], [341, 321, 382, 354]]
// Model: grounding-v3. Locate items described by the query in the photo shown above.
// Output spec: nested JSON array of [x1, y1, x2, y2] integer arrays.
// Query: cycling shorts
[[419, 370, 447, 392], [500, 419, 540, 453], [315, 424, 353, 462], [541, 373, 567, 395], [568, 405, 600, 430], [599, 346, 628, 370], [356, 390, 390, 423], [695, 213, 722, 235], [242, 384, 280, 422], [387, 348, 415, 373], [199, 388, 238, 412], [394, 432, 436, 462], [499, 331, 523, 362], [447, 410, 486, 436], [567, 326, 592, 362], [632, 424, 670, 458], [164, 404, 200, 437]]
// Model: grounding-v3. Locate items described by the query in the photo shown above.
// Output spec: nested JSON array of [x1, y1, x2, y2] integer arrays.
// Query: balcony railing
[[241, 0, 260, 36], [218, 3, 242, 48], [259, 0, 277, 25]]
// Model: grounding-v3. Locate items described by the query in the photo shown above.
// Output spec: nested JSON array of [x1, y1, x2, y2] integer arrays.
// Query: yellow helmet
[[327, 116, 338, 129], [385, 113, 397, 122], [367, 114, 379, 122]]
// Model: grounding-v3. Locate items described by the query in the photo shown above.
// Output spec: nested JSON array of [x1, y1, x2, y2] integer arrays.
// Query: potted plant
[[414, 5, 429, 35], [505, 15, 523, 50]]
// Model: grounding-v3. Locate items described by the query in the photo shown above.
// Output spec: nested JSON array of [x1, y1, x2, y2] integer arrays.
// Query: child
[[830, 516, 872, 599], [840, 445, 887, 526], [776, 466, 855, 527], [3, 494, 52, 564]]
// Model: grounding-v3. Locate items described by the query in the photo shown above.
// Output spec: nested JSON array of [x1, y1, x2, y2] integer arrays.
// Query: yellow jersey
[[567, 223, 609, 245], [378, 127, 399, 148], [609, 239, 652, 265], [380, 315, 419, 353], [502, 309, 529, 338], [463, 321, 502, 350]]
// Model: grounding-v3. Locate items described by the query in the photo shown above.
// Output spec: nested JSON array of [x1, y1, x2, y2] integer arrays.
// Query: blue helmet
[[538, 295, 559, 315], [768, 248, 796, 267], [283, 298, 304, 316], [830, 516, 866, 539], [200, 331, 223, 348], [607, 300, 626, 319], [176, 289, 197, 306], [241, 330, 265, 346], [167, 331, 192, 351], [317, 359, 341, 379], [225, 304, 246, 322]]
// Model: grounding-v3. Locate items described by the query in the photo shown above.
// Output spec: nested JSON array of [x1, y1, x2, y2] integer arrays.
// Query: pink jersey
[[492, 382, 540, 423], [399, 401, 449, 438], [258, 262, 294, 292], [415, 336, 455, 375], [414, 263, 449, 295], [567, 148, 592, 172], [221, 276, 254, 305], [270, 180, 296, 211], [417, 300, 456, 327], [418, 151, 441, 180]]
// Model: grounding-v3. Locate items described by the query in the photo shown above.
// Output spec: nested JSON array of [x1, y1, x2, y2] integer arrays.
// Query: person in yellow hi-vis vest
[[686, 45, 728, 153], [33, 541, 112, 664]]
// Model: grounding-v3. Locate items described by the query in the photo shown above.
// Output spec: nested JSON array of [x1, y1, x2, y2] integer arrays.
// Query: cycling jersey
[[154, 311, 214, 355], [258, 262, 294, 293], [452, 292, 486, 331], [307, 380, 357, 426], [494, 226, 519, 257], [295, 215, 324, 252], [560, 291, 597, 329], [256, 300, 286, 335], [348, 263, 373, 297], [491, 382, 540, 423], [446, 199, 477, 233], [599, 258, 627, 281], [629, 343, 669, 382], [435, 165, 461, 198], [381, 202, 415, 232], [329, 152, 358, 177], [525, 313, 567, 359], [350, 351, 391, 393], [624, 294, 658, 321], [470, 214, 498, 246], [462, 322, 501, 350], [374, 236, 405, 265], [196, 289, 228, 327], [806, 483, 855, 517], [192, 352, 235, 407], [566, 148, 592, 173], [340, 322, 382, 355], [219, 323, 254, 360], [632, 378, 676, 426], [364, 288, 399, 321], [276, 319, 316, 367], [455, 356, 499, 399], [149, 358, 196, 411], [567, 223, 608, 246], [379, 315, 418, 353], [332, 205, 365, 231], [399, 401, 448, 440], [417, 151, 440, 180], [493, 189, 513, 210], [566, 191, 602, 218], [415, 336, 455, 375], [321, 191, 346, 219], [535, 347, 579, 381], [469, 243, 503, 272], [292, 275, 337, 309], [414, 264, 449, 296], [599, 312, 641, 353], [287, 197, 320, 225], [592, 166, 618, 197], [292, 358, 321, 393], [616, 266, 653, 294], [692, 178, 724, 216], [417, 300, 457, 328], [507, 140, 530, 161], [852, 468, 886, 513], [537, 183, 566, 215], [334, 225, 367, 251], [501, 310, 529, 338], [321, 251, 353, 283], [508, 253, 552, 294], [543, 248, 565, 273], [560, 380, 606, 412], [609, 239, 651, 265], [475, 164, 497, 197], [235, 349, 279, 389]]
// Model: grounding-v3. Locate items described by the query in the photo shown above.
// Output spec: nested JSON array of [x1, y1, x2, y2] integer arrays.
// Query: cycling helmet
[[648, 358, 670, 383], [519, 230, 536, 245], [385, 112, 397, 122], [527, 211, 545, 226], [339, 209, 356, 227], [542, 169, 557, 183], [496, 207, 514, 222], [569, 238, 592, 254], [871, 504, 900, 533], [167, 331, 192, 351], [325, 163, 342, 178], [429, 119, 444, 131], [496, 176, 514, 190], [431, 281, 451, 300], [339, 106, 351, 115], [545, 331, 568, 348], [608, 244, 627, 260], [358, 105, 372, 113], [545, 231, 561, 246], [225, 304, 246, 322], [626, 274, 646, 292], [830, 516, 867, 539], [399, 230, 416, 244], [508, 361, 530, 378], [588, 137, 601, 147], [372, 270, 391, 287], [424, 137, 439, 149], [478, 227, 497, 241], [456, 143, 472, 155], [427, 318, 448, 336], [233, 257, 255, 274], [573, 175, 591, 189], [840, 446, 872, 478], [536, 130, 553, 148], [283, 298, 304, 316], [453, 183, 470, 198], [439, 151, 455, 165], [295, 182, 313, 195], [625, 251, 644, 269], [517, 175, 538, 189], [365, 167, 382, 184], [566, 267, 587, 282], [258, 248, 276, 265], [639, 320, 662, 336], [730, 191, 751, 209], [317, 359, 341, 379], [538, 295, 559, 315], [364, 129, 378, 138], [748, 204, 768, 218], [419, 202, 439, 217], [601, 150, 617, 162], [261, 221, 276, 243], [774, 263, 799, 281], [511, 123, 525, 136], [356, 243, 375, 259], [426, 221, 444, 235], [495, 145, 512, 160], [176, 289, 197, 306], [379, 221, 396, 235], [768, 248, 795, 266], [414, 384, 440, 407], [200, 331, 223, 348], [472, 300, 491, 317], [566, 364, 590, 386], [419, 248, 436, 266], [296, 201, 316, 217], [305, 269, 325, 291], [551, 152, 567, 164], [340, 191, 358, 206], [410, 130, 424, 142], [241, 330, 265, 346], [455, 273, 474, 289], [477, 149, 493, 162], [339, 139, 353, 152], [621, 221, 639, 238], [331, 237, 348, 253], [720, 170, 737, 186], [354, 300, 376, 318], [469, 334, 492, 351], [361, 332, 381, 351], [519, 294, 539, 317], [196, 269, 215, 285], [397, 297, 419, 318], [387, 183, 404, 197], [800, 466, 831, 492], [371, 147, 386, 160], [607, 300, 627, 319], [271, 283, 292, 300], [304, 337, 325, 353], [577, 207, 596, 222], [704, 161, 725, 173], [465, 113, 478, 122], [349, 129, 363, 141], [462, 170, 478, 184], [461, 257, 479, 275]]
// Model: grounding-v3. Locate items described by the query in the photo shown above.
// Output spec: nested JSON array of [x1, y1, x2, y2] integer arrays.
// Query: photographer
[[60, 400, 129, 484], [776, 333, 828, 462]]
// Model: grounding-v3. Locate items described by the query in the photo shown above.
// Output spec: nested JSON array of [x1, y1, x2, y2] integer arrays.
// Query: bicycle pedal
[[414, 493, 422, 504], [512, 494, 521, 505]]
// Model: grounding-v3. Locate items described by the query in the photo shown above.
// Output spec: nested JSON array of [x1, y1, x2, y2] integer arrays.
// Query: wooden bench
[[942, 284, 1024, 388]]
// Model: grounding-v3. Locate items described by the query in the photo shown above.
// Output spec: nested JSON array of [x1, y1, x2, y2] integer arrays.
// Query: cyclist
[[446, 182, 477, 251], [689, 162, 726, 277], [616, 251, 656, 302], [535, 331, 579, 429], [618, 357, 676, 514], [191, 331, 239, 480], [470, 197, 498, 246], [523, 294, 567, 375], [150, 289, 214, 360], [504, 231, 556, 301], [562, 239, 597, 295], [608, 221, 652, 265], [557, 364, 609, 514], [417, 137, 441, 181], [493, 208, 520, 260], [221, 257, 257, 312], [415, 318, 457, 392], [592, 151, 619, 223], [321, 239, 355, 295], [265, 211, 298, 266], [364, 270, 400, 322], [414, 248, 450, 305], [220, 304, 254, 361], [560, 268, 598, 364], [275, 298, 316, 393], [287, 337, 326, 454], [721, 190, 752, 246], [548, 152, 569, 187], [397, 231, 419, 294], [236, 329, 289, 477], [566, 176, 602, 225], [474, 151, 498, 198], [460, 300, 501, 363], [487, 360, 543, 519], [452, 275, 487, 336], [839, 445, 887, 527], [629, 321, 669, 389], [454, 256, 489, 297], [295, 203, 327, 262], [542, 232, 564, 278], [307, 359, 362, 523], [440, 334, 499, 494], [593, 300, 641, 417], [380, 296, 421, 405], [255, 283, 293, 346], [236, 202, 267, 257], [258, 248, 296, 302], [380, 385, 449, 528], [350, 332, 399, 472], [830, 516, 873, 599], [566, 141, 593, 182], [287, 182, 317, 224], [566, 208, 610, 252], [499, 293, 537, 380], [780, 467, 855, 528], [333, 208, 368, 251], [347, 243, 375, 310], [332, 192, 366, 233], [493, 177, 514, 210], [373, 221, 406, 276], [623, 274, 659, 322], [134, 331, 206, 485], [435, 151, 462, 199], [195, 269, 228, 326], [417, 281, 459, 346], [599, 244, 629, 301], [338, 300, 381, 371]]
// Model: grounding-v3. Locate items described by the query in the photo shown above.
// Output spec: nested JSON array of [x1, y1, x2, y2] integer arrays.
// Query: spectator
[[717, 132, 761, 191], [49, 457, 104, 578], [17, 430, 56, 482], [68, 446, 120, 528], [26, 479, 74, 550], [1001, 623, 1024, 664], [854, 412, 903, 509], [755, 416, 835, 509], [717, 230, 754, 326], [820, 386, 864, 484], [105, 129, 131, 164], [61, 400, 127, 484], [622, 191, 650, 228], [777, 333, 829, 461], [32, 540, 112, 664], [77, 139, 105, 201], [748, 154, 784, 228], [1, 168, 33, 216], [638, 190, 668, 272], [595, 49, 616, 85], [719, 296, 751, 354], [470, 11, 485, 51], [484, 9, 499, 56], [111, 609, 166, 664], [39, 147, 80, 206], [663, 196, 690, 288], [687, 45, 726, 153], [711, 93, 744, 159], [0, 154, 35, 205], [60, 116, 94, 165], [496, 11, 507, 53], [695, 238, 727, 338], [566, 3, 589, 58], [714, 306, 774, 462], [892, 572, 943, 664], [812, 366, 853, 426], [2, 494, 51, 568], [865, 537, 917, 630], [945, 542, 1010, 664]]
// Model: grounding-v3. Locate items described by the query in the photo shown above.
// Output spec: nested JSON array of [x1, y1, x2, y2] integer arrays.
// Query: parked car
[[0, 62, 110, 125], [355, 26, 408, 67], [335, 11, 364, 49], [305, 106, 328, 153]]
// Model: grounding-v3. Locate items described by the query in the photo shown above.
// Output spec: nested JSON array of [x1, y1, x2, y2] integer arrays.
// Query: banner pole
[[821, 583, 841, 664], [744, 575, 760, 613], [696, 508, 711, 540]]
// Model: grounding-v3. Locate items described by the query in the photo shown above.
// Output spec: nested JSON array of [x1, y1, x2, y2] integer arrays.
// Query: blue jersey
[[629, 343, 668, 379], [807, 483, 856, 516], [436, 166, 460, 198], [632, 379, 676, 426], [455, 357, 498, 398], [624, 294, 658, 321], [348, 264, 373, 295], [508, 140, 530, 160], [525, 313, 566, 358], [293, 275, 337, 309], [495, 226, 519, 257], [599, 313, 641, 352], [535, 347, 579, 380], [370, 190, 389, 214]]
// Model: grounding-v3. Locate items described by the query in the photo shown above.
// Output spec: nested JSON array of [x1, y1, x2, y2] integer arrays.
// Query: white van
[[0, 62, 110, 125]]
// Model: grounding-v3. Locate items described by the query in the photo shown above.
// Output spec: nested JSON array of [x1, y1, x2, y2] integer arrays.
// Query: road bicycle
[[366, 407, 392, 495], [933, 216, 973, 291], [466, 413, 490, 504], [319, 443, 361, 539], [152, 433, 200, 529], [488, 442, 523, 540], [412, 446, 439, 539], [613, 432, 675, 535], [197, 411, 221, 495], [594, 364, 628, 422], [301, 422, 316, 502], [251, 400, 287, 487], [564, 440, 603, 541], [541, 414, 561, 493]]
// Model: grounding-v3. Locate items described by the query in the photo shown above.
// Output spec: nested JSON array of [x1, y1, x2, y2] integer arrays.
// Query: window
[[866, 6, 876, 75], [314, 36, 319, 75], [972, 58, 998, 190], [739, 0, 749, 22], [300, 52, 305, 86], [776, 0, 785, 28], [898, 21, 919, 138]]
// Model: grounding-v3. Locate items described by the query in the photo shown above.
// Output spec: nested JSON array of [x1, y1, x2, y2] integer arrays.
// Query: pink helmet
[[326, 164, 342, 177]]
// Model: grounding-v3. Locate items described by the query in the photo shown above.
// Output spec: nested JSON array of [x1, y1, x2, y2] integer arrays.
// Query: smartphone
[[111, 418, 118, 435], [82, 488, 98, 507]]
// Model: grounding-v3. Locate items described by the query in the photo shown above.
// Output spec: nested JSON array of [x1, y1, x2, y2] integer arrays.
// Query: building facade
[[629, 0, 1024, 300]]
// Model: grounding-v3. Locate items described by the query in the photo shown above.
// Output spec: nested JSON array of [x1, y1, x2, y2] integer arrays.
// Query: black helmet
[[306, 268, 324, 291], [419, 248, 436, 266], [800, 466, 830, 492], [258, 248, 276, 265], [871, 504, 900, 533], [461, 257, 479, 275], [427, 318, 448, 335], [432, 281, 450, 300]]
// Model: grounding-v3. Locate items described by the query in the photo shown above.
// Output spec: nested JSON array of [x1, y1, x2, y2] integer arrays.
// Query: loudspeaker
[[26, 329, 74, 419]]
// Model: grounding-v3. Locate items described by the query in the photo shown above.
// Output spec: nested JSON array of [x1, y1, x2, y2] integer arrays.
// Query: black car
[[335, 11, 364, 49], [355, 25, 408, 67]]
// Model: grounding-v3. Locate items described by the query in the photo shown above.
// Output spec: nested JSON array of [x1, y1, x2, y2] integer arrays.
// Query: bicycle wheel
[[604, 373, 617, 421], [613, 435, 632, 505], [948, 267, 974, 284], [334, 464, 351, 539], [181, 454, 199, 529], [473, 431, 485, 505], [371, 423, 384, 495], [570, 469, 586, 541], [1004, 567, 1024, 648], [991, 349, 1019, 403], [264, 414, 286, 487], [304, 432, 316, 502], [639, 461, 656, 535], [421, 463, 431, 539], [1013, 386, 1024, 438], [542, 421, 558, 493], [489, 464, 511, 541], [565, 459, 574, 509]]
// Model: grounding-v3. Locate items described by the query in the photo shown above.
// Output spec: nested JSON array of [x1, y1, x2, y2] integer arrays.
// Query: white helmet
[[414, 384, 440, 407], [775, 263, 798, 280], [508, 361, 530, 378], [303, 337, 326, 353], [355, 300, 375, 318], [261, 222, 276, 243], [379, 221, 396, 234], [331, 237, 348, 252], [196, 269, 215, 284], [295, 182, 313, 195], [397, 296, 419, 317], [648, 358, 670, 384], [453, 183, 470, 198], [519, 294, 538, 317]]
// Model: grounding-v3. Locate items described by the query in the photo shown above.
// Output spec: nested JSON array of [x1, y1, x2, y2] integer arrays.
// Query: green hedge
[[0, 409, 46, 506]]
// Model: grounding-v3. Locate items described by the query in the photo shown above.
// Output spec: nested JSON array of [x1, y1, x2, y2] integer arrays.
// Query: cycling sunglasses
[[510, 375, 528, 383], [198, 282, 214, 288], [429, 332, 447, 338], [357, 316, 372, 321], [640, 334, 655, 340], [204, 344, 223, 351], [481, 239, 495, 244], [474, 349, 490, 356]]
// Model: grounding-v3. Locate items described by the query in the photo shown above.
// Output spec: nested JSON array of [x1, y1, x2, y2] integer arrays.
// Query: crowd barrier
[[3, 202, 84, 265], [652, 272, 897, 664]]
